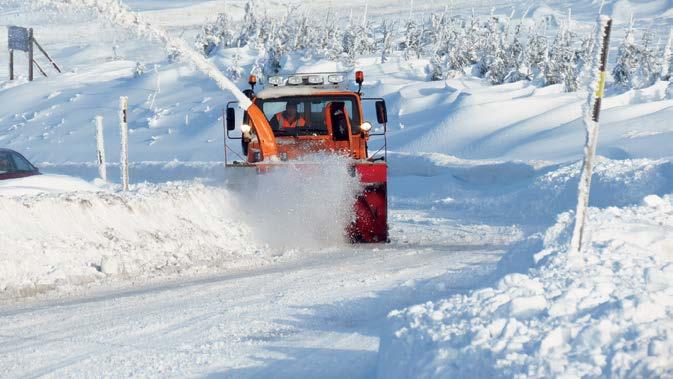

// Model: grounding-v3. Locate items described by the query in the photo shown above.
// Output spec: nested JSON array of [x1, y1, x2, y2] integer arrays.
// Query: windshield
[[0, 151, 35, 174], [255, 96, 361, 136]]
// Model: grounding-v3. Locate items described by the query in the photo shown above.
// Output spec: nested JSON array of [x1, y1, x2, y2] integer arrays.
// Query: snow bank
[[378, 195, 673, 378], [0, 174, 99, 196], [0, 182, 255, 298], [0, 155, 361, 297]]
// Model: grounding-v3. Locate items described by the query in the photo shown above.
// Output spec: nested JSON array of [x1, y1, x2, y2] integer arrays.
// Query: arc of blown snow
[[32, 0, 253, 110]]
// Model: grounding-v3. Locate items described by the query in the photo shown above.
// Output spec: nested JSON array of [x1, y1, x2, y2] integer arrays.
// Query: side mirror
[[375, 100, 388, 124], [226, 108, 236, 131]]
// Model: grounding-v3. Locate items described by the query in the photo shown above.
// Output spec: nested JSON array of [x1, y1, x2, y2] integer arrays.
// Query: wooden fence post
[[119, 97, 129, 191], [95, 116, 107, 182]]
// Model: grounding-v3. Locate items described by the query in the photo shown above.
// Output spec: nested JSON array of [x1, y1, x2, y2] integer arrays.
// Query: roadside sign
[[8, 26, 31, 52]]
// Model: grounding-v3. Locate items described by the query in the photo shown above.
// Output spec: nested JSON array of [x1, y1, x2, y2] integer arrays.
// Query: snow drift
[[378, 195, 673, 378], [0, 182, 254, 297]]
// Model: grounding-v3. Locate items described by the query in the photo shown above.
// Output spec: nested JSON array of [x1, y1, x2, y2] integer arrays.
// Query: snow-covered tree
[[525, 21, 549, 82], [238, 0, 259, 47], [545, 20, 577, 91], [667, 78, 673, 98], [427, 16, 470, 80], [612, 25, 639, 89], [250, 58, 265, 83], [323, 15, 343, 61], [133, 62, 145, 78], [504, 23, 528, 82], [227, 44, 244, 81], [662, 28, 673, 80], [264, 31, 285, 76], [574, 26, 596, 90], [195, 12, 235, 56], [379, 19, 397, 63], [480, 16, 508, 84], [195, 23, 218, 56], [462, 14, 480, 66], [632, 28, 660, 89], [341, 17, 358, 66], [401, 19, 423, 60]]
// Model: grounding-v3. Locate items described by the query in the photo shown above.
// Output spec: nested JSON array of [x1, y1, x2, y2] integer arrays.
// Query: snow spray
[[236, 154, 361, 248], [25, 0, 253, 109]]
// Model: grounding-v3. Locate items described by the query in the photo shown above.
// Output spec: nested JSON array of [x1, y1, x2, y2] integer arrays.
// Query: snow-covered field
[[1, 0, 673, 377]]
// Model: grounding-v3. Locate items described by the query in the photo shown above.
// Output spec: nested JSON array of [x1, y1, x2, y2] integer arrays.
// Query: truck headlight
[[240, 124, 251, 134], [268, 76, 284, 86], [360, 122, 372, 132]]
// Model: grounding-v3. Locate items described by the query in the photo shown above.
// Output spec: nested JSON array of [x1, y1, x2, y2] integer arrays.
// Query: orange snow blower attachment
[[224, 72, 389, 243]]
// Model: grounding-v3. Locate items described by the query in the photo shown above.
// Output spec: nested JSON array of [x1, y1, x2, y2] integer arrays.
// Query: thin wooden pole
[[95, 116, 107, 182], [28, 28, 34, 81], [32, 38, 61, 73], [33, 59, 47, 77], [570, 17, 613, 253], [9, 49, 14, 80]]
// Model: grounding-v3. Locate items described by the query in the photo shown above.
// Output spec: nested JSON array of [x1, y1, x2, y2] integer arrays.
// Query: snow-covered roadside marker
[[570, 16, 612, 253], [119, 96, 129, 191], [95, 115, 107, 182]]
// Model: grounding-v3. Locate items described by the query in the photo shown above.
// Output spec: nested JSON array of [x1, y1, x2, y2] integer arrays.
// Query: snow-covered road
[[0, 235, 504, 378]]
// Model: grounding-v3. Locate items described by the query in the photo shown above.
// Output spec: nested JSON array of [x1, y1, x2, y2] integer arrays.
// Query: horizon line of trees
[[194, 0, 673, 95]]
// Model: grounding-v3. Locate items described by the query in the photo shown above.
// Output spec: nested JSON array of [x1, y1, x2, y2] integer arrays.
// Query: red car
[[0, 148, 41, 180]]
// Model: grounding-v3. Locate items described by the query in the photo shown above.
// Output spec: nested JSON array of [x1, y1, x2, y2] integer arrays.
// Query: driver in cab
[[270, 101, 306, 129]]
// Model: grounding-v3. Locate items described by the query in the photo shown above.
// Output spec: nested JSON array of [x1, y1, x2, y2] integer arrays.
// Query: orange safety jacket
[[276, 112, 306, 129]]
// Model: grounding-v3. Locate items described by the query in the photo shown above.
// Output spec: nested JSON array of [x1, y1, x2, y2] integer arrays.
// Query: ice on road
[[0, 239, 504, 378]]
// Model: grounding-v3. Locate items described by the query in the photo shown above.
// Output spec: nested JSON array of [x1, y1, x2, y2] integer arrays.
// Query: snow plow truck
[[224, 71, 389, 243]]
